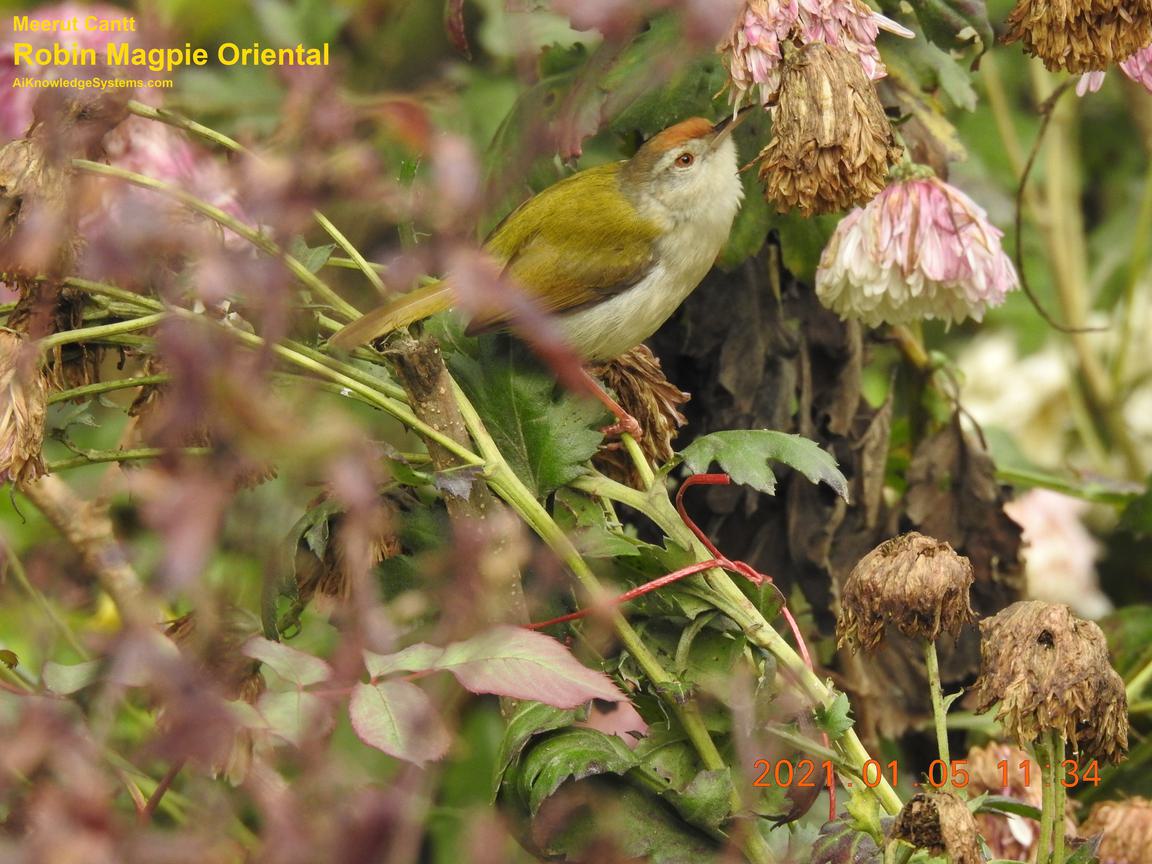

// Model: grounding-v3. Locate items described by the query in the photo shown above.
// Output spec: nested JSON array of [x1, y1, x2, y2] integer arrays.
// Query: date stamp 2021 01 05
[[751, 757, 1102, 791]]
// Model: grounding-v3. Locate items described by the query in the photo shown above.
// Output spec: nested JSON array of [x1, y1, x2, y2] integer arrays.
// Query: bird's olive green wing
[[467, 163, 661, 334]]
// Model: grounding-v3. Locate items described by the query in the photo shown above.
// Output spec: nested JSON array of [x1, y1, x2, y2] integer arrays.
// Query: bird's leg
[[579, 367, 643, 441]]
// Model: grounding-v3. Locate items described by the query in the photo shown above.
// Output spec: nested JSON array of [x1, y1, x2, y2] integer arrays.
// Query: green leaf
[[288, 238, 336, 274], [553, 487, 643, 558], [515, 727, 639, 814], [257, 689, 332, 745], [492, 701, 580, 800], [42, 659, 102, 695], [435, 322, 604, 498], [975, 795, 1042, 822], [364, 644, 444, 678], [845, 789, 885, 843], [814, 692, 854, 739], [1120, 480, 1152, 536], [680, 430, 848, 499], [348, 679, 451, 765], [243, 637, 333, 687], [662, 768, 734, 829]]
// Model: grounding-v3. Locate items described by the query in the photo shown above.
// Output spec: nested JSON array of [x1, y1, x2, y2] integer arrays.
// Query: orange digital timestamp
[[751, 758, 1103, 789]]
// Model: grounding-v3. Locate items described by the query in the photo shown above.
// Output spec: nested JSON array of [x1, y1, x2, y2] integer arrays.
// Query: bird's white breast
[[557, 136, 743, 360]]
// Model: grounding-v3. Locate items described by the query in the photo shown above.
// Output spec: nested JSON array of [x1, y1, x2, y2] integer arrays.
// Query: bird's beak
[[710, 106, 754, 149]]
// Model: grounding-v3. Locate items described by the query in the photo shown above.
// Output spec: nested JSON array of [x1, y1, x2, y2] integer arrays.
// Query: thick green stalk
[[46, 447, 211, 473], [1035, 736, 1055, 864], [1051, 729, 1067, 863], [37, 313, 166, 352], [48, 374, 170, 405]]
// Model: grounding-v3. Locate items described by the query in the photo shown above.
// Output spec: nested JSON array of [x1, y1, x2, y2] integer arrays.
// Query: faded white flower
[[1078, 43, 1152, 95], [816, 170, 1019, 327], [1005, 489, 1111, 620]]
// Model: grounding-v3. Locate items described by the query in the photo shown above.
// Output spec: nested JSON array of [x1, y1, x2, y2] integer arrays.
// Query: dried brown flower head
[[1003, 0, 1152, 72], [966, 741, 1077, 860], [164, 607, 265, 704], [758, 41, 900, 216], [890, 791, 983, 864], [0, 329, 47, 487], [294, 492, 403, 608], [837, 532, 976, 651], [972, 600, 1128, 762], [589, 344, 689, 485], [1081, 797, 1152, 863]]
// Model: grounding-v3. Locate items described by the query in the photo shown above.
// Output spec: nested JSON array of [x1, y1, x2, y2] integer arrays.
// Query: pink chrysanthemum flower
[[721, 0, 912, 106], [816, 170, 1019, 327], [1077, 43, 1152, 95]]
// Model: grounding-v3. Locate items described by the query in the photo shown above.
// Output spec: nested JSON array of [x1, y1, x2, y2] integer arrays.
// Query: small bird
[[330, 116, 744, 435]]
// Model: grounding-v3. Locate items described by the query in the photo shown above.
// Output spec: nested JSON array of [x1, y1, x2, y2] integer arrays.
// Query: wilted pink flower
[[1077, 44, 1152, 95], [721, 0, 913, 106], [816, 171, 1019, 327]]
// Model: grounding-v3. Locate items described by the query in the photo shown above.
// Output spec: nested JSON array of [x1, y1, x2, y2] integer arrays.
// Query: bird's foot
[[600, 413, 644, 442]]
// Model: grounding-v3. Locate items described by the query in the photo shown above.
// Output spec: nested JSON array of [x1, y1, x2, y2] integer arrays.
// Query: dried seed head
[[0, 330, 47, 487], [1003, 0, 1152, 72], [758, 41, 900, 216], [295, 492, 403, 607], [972, 600, 1128, 762], [164, 608, 265, 704], [965, 741, 1077, 859], [837, 532, 976, 652], [1081, 797, 1152, 862], [890, 791, 983, 864], [589, 344, 689, 485]]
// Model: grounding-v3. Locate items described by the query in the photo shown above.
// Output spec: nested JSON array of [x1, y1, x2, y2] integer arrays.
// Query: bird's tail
[[328, 280, 454, 350]]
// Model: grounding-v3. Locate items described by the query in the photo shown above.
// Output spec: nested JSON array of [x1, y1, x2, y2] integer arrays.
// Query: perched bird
[[331, 115, 744, 435]]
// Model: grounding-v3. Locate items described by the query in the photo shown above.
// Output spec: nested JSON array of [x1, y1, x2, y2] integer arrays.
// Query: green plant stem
[[923, 641, 951, 769], [48, 374, 170, 405], [450, 385, 773, 864], [3, 542, 88, 657], [573, 471, 903, 815], [315, 211, 386, 294], [1050, 729, 1067, 863], [71, 160, 360, 321], [1112, 164, 1152, 388], [1035, 736, 1055, 864], [46, 447, 211, 473], [37, 313, 166, 353], [1126, 645, 1152, 700], [127, 100, 245, 153]]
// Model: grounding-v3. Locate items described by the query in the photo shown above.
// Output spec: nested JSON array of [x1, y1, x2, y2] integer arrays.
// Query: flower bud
[[758, 42, 900, 216], [1081, 797, 1152, 862], [972, 600, 1128, 762], [0, 330, 46, 487], [837, 532, 975, 652], [891, 791, 983, 864], [1003, 0, 1152, 72]]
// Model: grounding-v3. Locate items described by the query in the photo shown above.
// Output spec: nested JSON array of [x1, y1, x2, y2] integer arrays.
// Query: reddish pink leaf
[[434, 626, 623, 708], [349, 680, 450, 766]]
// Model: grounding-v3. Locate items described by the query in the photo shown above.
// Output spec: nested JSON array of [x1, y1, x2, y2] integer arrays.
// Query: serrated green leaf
[[493, 701, 580, 801], [680, 430, 848, 499], [515, 727, 639, 814], [434, 321, 604, 498], [812, 816, 885, 864], [364, 644, 444, 678], [662, 768, 734, 829], [814, 692, 854, 739], [289, 238, 336, 274]]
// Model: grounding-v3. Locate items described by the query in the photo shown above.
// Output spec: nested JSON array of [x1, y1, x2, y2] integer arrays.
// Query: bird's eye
[[675, 152, 695, 167]]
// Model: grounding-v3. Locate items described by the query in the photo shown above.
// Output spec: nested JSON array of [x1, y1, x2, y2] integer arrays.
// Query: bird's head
[[619, 116, 743, 224]]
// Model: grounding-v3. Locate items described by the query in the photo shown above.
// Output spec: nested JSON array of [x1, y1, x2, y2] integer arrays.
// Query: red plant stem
[[139, 758, 185, 823]]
